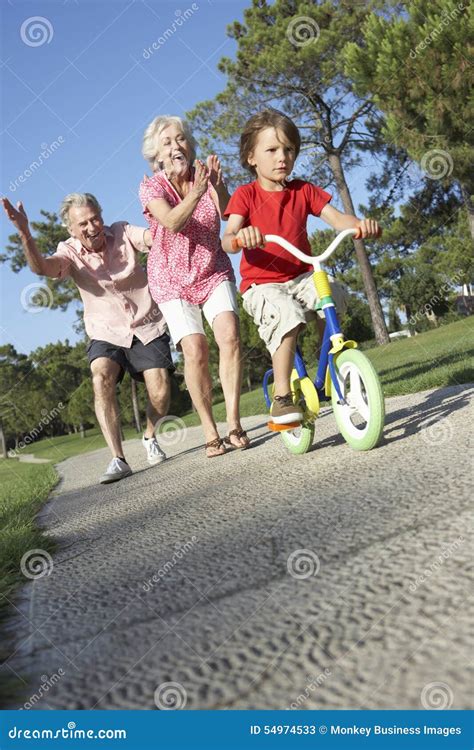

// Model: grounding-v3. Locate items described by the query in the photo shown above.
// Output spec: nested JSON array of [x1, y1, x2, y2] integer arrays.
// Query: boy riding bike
[[222, 109, 380, 425]]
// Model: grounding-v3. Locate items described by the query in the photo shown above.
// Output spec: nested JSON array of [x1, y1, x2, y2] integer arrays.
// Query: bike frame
[[262, 228, 360, 411]]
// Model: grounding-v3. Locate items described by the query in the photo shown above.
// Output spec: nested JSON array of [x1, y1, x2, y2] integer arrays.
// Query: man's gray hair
[[59, 193, 102, 229], [142, 115, 197, 173]]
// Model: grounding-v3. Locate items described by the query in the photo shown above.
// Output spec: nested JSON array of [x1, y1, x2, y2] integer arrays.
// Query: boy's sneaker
[[100, 457, 132, 484], [142, 435, 166, 465], [270, 393, 303, 425]]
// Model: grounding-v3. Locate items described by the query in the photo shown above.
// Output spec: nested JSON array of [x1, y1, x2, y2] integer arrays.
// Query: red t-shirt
[[224, 179, 331, 293]]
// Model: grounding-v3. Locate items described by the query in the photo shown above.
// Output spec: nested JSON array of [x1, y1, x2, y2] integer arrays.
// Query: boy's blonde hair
[[240, 109, 301, 175]]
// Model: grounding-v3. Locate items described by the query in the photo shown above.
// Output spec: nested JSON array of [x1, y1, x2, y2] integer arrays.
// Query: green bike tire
[[280, 423, 315, 455], [331, 349, 385, 451]]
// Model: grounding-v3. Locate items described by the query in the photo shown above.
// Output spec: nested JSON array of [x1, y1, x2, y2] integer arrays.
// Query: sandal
[[205, 437, 226, 458], [224, 428, 250, 451]]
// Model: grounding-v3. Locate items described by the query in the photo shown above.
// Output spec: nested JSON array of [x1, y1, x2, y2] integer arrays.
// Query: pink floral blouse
[[139, 170, 234, 305]]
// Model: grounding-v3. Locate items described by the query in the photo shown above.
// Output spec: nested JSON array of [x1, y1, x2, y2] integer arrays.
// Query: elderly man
[[2, 193, 173, 484]]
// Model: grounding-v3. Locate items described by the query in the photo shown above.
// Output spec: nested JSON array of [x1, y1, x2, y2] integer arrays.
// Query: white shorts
[[159, 281, 239, 347]]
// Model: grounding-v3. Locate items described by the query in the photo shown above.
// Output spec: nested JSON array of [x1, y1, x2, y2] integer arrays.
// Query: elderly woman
[[139, 115, 249, 457]]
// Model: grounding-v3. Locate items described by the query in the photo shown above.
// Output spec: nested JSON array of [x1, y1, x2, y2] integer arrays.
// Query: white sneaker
[[100, 457, 132, 484], [142, 435, 167, 465]]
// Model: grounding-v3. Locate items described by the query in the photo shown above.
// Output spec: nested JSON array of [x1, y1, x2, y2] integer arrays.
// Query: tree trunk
[[131, 379, 141, 433], [0, 420, 7, 459], [328, 153, 390, 345], [80, 423, 86, 439], [460, 183, 474, 240]]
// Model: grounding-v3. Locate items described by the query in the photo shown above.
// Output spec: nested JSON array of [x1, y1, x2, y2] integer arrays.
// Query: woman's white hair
[[142, 115, 197, 172], [59, 193, 102, 229]]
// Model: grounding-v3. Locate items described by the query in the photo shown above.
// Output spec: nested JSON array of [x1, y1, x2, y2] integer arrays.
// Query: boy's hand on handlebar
[[354, 219, 381, 239], [235, 226, 265, 249]]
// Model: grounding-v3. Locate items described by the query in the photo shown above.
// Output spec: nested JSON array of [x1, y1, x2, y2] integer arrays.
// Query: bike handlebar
[[230, 227, 381, 267]]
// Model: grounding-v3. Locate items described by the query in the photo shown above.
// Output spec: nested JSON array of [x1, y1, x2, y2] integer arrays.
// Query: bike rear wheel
[[331, 349, 384, 451]]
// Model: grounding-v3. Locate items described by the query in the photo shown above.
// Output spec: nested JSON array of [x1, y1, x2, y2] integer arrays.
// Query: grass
[[5, 317, 474, 458], [0, 459, 58, 704], [11, 425, 139, 463], [365, 317, 474, 397]]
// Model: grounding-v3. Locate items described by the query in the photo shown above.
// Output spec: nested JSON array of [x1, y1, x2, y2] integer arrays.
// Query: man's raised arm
[[1, 197, 69, 278]]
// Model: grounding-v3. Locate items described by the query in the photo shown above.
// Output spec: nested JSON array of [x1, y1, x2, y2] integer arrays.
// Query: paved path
[[5, 384, 473, 711]]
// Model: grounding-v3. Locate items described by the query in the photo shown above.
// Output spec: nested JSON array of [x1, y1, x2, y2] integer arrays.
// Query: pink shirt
[[51, 222, 167, 347], [139, 170, 234, 305]]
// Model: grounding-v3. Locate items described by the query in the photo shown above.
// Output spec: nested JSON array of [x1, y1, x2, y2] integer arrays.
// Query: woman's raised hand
[[1, 197, 30, 234], [207, 154, 222, 188], [191, 159, 209, 198]]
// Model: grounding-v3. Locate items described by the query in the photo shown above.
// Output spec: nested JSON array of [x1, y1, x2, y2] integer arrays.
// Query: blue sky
[[1, 0, 376, 354]]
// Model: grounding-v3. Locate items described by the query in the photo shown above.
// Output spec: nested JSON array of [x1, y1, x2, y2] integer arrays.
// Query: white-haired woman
[[139, 115, 250, 457]]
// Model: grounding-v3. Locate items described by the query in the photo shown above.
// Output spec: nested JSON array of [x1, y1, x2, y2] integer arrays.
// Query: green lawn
[[10, 425, 139, 463], [366, 317, 474, 397], [5, 317, 474, 456], [180, 316, 474, 426], [0, 460, 58, 704]]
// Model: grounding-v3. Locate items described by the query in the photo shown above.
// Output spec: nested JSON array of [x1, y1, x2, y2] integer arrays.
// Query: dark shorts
[[87, 334, 175, 383]]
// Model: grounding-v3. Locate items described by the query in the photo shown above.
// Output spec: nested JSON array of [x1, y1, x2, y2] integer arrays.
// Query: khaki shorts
[[242, 272, 348, 356]]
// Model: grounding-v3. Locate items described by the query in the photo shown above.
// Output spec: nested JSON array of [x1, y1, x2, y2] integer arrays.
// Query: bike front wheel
[[280, 423, 315, 455], [331, 349, 385, 451]]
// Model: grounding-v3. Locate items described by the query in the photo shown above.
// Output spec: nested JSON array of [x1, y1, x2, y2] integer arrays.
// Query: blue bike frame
[[262, 302, 345, 409]]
